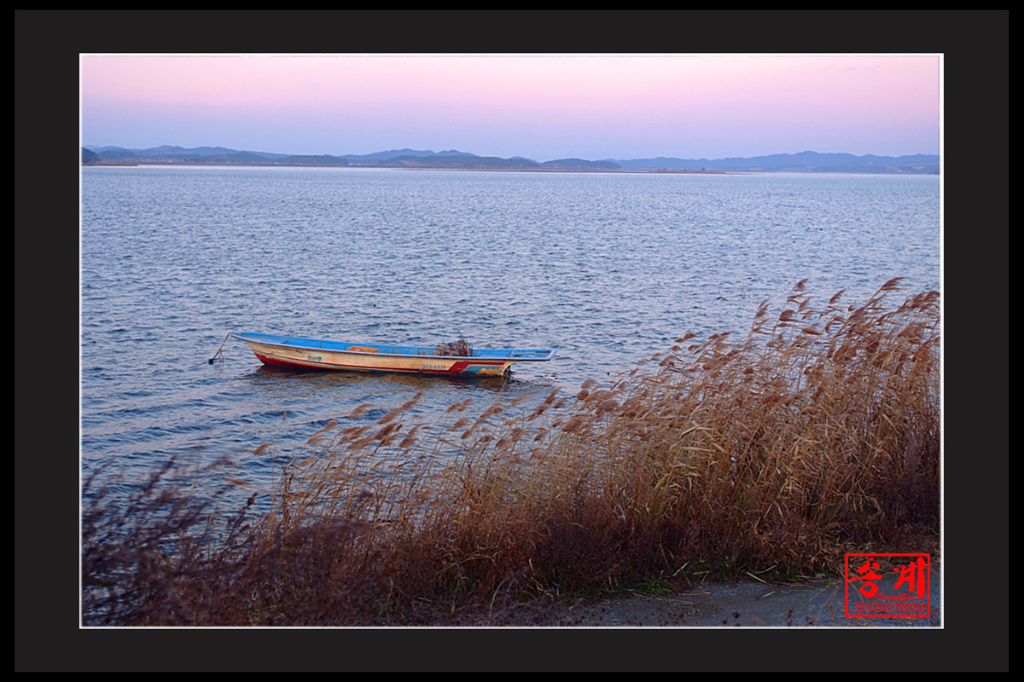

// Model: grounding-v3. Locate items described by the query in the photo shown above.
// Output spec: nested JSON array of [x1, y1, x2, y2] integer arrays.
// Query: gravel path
[[497, 565, 941, 627]]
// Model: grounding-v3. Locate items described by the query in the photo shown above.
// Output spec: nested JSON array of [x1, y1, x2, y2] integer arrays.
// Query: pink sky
[[80, 54, 940, 161]]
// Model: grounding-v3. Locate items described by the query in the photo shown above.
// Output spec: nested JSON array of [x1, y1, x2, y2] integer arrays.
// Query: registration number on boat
[[306, 354, 322, 362]]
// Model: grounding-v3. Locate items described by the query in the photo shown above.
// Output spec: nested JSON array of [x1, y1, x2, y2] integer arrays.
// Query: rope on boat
[[208, 332, 232, 364]]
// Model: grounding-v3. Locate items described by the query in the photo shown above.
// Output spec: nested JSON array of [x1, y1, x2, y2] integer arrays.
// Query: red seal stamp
[[845, 553, 931, 618]]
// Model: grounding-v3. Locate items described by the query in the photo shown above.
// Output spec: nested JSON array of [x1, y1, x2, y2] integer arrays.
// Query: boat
[[229, 332, 557, 377]]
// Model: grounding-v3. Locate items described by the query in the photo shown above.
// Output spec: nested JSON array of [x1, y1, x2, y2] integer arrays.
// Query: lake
[[80, 166, 940, 501]]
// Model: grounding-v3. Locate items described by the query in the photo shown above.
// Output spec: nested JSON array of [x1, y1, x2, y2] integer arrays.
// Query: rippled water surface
[[81, 166, 940, 497]]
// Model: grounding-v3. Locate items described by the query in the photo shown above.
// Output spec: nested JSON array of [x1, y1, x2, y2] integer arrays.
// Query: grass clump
[[82, 279, 940, 626]]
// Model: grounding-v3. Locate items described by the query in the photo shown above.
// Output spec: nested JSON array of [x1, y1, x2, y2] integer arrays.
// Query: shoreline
[[81, 161, 729, 174]]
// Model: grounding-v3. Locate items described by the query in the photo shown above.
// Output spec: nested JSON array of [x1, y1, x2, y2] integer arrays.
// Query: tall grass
[[82, 280, 940, 626]]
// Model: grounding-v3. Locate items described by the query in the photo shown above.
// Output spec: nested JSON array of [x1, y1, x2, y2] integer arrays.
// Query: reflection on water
[[81, 167, 940, 499]]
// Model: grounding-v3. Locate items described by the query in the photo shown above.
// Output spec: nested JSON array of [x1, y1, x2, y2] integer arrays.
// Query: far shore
[[82, 160, 730, 174]]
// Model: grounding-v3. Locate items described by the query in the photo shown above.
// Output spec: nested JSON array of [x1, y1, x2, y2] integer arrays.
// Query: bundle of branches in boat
[[433, 333, 472, 357]]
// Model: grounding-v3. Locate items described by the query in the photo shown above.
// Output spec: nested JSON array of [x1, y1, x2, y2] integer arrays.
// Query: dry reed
[[82, 280, 940, 626]]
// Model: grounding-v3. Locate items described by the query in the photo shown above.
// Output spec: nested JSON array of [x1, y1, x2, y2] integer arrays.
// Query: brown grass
[[82, 280, 940, 626]]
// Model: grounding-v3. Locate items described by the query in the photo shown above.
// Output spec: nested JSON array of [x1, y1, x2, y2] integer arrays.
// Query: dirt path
[[499, 565, 941, 627]]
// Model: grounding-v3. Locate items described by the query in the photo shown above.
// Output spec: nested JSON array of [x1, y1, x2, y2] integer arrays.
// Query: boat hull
[[231, 332, 556, 377]]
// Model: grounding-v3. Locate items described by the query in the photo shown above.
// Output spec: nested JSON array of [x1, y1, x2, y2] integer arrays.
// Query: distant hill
[[277, 154, 349, 166], [611, 150, 938, 174], [338, 148, 474, 164], [384, 154, 542, 169], [541, 158, 621, 170], [82, 145, 939, 174]]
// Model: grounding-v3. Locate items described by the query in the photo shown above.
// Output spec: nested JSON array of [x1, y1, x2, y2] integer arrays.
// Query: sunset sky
[[80, 54, 941, 162]]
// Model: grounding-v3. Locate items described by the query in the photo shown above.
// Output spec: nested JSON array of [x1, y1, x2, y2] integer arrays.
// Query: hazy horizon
[[81, 54, 941, 163], [81, 142, 940, 164]]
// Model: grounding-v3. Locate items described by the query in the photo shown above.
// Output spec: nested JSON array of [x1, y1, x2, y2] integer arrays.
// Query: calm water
[[80, 166, 940, 499]]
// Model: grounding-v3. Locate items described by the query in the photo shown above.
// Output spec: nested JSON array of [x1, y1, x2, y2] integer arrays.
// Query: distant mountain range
[[82, 145, 939, 174]]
